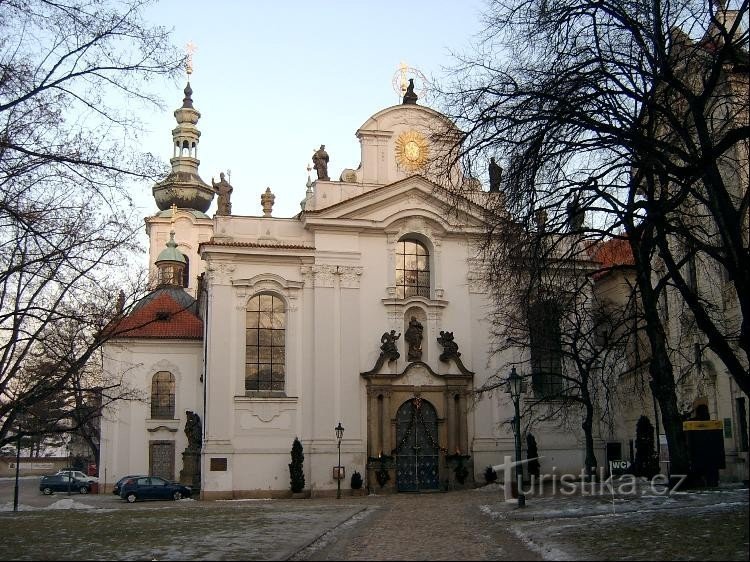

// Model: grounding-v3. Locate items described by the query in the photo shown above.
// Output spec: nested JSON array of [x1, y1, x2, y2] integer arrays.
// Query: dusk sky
[[135, 0, 489, 220]]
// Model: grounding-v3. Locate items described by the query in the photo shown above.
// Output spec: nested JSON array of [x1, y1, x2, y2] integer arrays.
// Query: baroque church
[[99, 78, 597, 498], [99, 64, 749, 496]]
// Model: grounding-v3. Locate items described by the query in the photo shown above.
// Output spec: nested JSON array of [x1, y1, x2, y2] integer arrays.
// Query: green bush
[[289, 437, 305, 493], [350, 470, 363, 489]]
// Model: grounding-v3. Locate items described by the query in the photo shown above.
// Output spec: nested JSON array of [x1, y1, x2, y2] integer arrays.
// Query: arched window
[[151, 371, 175, 419], [396, 239, 430, 298], [246, 294, 285, 392]]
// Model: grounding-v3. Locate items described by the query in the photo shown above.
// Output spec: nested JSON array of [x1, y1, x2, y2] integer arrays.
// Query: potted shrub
[[289, 437, 305, 496], [484, 465, 498, 484], [350, 470, 364, 495]]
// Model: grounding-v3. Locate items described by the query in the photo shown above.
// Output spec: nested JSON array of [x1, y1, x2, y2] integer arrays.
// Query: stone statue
[[403, 78, 418, 104], [404, 316, 424, 361], [115, 290, 126, 314], [380, 330, 401, 362], [312, 144, 330, 181], [212, 173, 233, 216], [566, 190, 585, 232], [437, 331, 461, 362], [184, 410, 202, 451], [488, 157, 503, 192]]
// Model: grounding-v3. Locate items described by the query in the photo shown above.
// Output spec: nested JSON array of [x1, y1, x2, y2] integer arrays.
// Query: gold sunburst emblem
[[395, 130, 429, 172]]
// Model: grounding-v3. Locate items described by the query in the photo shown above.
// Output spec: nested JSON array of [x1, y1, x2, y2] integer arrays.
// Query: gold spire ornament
[[170, 203, 178, 224], [186, 41, 196, 76]]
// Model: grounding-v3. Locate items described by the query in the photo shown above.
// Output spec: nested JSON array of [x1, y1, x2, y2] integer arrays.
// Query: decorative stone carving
[[312, 144, 330, 181], [261, 187, 275, 217], [184, 410, 202, 452], [381, 330, 401, 361], [437, 331, 460, 361], [404, 316, 423, 362], [311, 264, 337, 288], [206, 262, 235, 284], [212, 173, 233, 215], [437, 331, 474, 375], [339, 266, 363, 288]]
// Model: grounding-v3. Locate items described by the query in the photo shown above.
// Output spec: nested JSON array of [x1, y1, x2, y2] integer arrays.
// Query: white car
[[56, 469, 98, 483]]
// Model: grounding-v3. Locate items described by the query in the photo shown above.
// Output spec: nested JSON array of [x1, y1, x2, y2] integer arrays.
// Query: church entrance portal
[[395, 397, 440, 491]]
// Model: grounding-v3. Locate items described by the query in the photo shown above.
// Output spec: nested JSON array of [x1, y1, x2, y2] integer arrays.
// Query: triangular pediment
[[302, 176, 487, 233]]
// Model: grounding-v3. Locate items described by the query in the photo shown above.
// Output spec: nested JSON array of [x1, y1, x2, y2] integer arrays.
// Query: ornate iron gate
[[395, 397, 440, 491]]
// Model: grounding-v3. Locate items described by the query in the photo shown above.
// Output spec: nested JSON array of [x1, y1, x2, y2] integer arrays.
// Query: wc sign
[[609, 460, 631, 474]]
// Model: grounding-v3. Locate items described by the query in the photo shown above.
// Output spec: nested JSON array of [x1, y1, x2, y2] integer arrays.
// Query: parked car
[[56, 469, 98, 483], [113, 474, 147, 496], [39, 474, 92, 495], [119, 476, 191, 503]]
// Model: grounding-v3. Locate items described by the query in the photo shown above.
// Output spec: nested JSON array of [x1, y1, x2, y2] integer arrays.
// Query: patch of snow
[[511, 525, 575, 561], [46, 498, 96, 510]]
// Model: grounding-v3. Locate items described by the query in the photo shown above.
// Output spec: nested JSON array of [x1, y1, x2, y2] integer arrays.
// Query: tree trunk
[[582, 403, 598, 479]]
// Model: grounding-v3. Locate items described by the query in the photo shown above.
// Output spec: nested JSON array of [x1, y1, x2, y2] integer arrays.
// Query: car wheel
[[173, 491, 182, 501], [42, 487, 53, 495], [126, 492, 137, 503], [79, 486, 89, 494]]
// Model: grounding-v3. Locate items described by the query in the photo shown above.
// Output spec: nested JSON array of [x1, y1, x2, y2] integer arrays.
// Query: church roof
[[589, 237, 635, 280], [205, 239, 315, 250], [106, 287, 202, 340]]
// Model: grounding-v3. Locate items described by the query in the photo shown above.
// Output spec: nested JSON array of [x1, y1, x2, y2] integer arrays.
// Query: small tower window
[[396, 239, 430, 298]]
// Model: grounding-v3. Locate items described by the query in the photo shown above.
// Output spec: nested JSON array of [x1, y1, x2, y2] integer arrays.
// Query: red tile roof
[[107, 289, 203, 340], [589, 237, 635, 280]]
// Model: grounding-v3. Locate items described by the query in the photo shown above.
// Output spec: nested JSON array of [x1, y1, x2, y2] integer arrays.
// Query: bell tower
[[151, 80, 215, 212], [145, 49, 216, 297]]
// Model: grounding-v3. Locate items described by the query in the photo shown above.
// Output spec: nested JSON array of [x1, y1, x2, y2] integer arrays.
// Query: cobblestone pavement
[[293, 491, 541, 561], [2, 477, 747, 561]]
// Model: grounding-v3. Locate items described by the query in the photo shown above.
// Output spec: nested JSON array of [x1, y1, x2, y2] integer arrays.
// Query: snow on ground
[[0, 498, 96, 511], [476, 484, 749, 561]]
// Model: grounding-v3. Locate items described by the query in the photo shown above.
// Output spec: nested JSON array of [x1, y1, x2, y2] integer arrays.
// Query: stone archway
[[361, 360, 473, 493], [395, 397, 440, 491]]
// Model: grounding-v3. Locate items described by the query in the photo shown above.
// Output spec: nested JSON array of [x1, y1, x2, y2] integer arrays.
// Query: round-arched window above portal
[[396, 239, 430, 299]]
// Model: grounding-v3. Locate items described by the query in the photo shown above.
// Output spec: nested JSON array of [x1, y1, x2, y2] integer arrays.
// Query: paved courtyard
[[1, 477, 747, 560]]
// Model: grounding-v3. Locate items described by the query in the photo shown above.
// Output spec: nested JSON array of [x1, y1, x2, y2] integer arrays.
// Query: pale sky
[[135, 0, 488, 220]]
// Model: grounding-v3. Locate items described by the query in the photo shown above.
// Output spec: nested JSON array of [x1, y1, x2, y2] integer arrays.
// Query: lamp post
[[335, 422, 344, 499], [508, 367, 526, 508]]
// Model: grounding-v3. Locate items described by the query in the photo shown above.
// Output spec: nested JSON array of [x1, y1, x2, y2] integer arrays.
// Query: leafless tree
[[434, 0, 748, 476], [0, 0, 184, 449], [475, 225, 633, 477]]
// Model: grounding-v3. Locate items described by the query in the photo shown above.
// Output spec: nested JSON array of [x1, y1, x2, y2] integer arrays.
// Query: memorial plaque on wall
[[210, 457, 228, 471]]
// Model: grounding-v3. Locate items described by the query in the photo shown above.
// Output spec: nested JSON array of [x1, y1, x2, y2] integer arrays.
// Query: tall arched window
[[396, 239, 430, 298], [151, 371, 175, 419], [246, 293, 286, 392]]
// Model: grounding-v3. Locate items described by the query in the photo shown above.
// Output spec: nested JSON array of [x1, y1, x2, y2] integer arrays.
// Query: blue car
[[112, 474, 147, 496], [40, 474, 92, 495], [119, 476, 191, 503]]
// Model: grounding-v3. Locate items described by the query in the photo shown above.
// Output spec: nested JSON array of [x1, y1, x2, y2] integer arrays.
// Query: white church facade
[[99, 81, 604, 498]]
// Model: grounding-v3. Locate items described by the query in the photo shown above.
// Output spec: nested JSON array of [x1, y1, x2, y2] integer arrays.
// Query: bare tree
[[0, 0, 184, 448], [476, 226, 632, 477], [435, 0, 749, 476]]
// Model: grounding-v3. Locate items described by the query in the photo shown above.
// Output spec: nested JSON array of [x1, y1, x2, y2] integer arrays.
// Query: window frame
[[245, 293, 286, 393], [150, 371, 176, 419], [395, 238, 431, 299]]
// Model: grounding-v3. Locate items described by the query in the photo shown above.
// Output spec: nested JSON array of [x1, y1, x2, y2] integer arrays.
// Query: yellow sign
[[683, 420, 723, 431]]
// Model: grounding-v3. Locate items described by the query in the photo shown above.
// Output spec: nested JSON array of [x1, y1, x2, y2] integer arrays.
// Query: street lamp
[[335, 422, 344, 499], [508, 367, 526, 508]]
